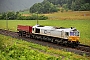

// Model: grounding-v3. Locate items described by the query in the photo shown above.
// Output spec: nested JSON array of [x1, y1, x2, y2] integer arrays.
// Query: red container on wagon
[[17, 25, 32, 33]]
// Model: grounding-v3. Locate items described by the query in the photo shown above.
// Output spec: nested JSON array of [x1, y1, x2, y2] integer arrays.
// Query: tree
[[47, 0, 90, 11], [15, 11, 21, 19], [1, 13, 7, 19], [30, 3, 42, 13], [62, 4, 69, 12], [71, 1, 75, 11], [80, 3, 90, 11], [7, 12, 16, 20], [30, 0, 59, 14]]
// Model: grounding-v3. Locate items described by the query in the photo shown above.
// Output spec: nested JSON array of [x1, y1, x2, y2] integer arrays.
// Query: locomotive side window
[[33, 28, 34, 31], [44, 30, 47, 34], [65, 32, 69, 38], [35, 28, 40, 33], [65, 32, 69, 36], [75, 32, 79, 36]]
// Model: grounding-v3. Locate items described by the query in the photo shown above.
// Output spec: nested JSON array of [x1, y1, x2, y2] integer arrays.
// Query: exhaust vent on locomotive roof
[[71, 27, 75, 29], [71, 27, 77, 31], [37, 25, 44, 27]]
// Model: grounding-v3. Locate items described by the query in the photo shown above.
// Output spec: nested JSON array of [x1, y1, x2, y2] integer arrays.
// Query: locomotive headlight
[[68, 36, 80, 42]]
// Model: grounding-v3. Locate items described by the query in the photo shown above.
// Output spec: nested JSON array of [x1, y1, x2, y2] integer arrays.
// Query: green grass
[[0, 34, 90, 60], [0, 20, 90, 45]]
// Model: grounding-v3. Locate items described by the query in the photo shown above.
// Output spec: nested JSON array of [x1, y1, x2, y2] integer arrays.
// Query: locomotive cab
[[32, 25, 40, 33], [68, 28, 80, 47], [69, 31, 80, 41]]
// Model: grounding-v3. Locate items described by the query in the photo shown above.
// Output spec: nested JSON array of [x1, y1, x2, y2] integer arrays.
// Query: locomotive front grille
[[68, 36, 79, 42]]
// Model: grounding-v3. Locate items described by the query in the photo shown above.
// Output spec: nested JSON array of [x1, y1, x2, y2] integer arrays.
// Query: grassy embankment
[[0, 34, 90, 60]]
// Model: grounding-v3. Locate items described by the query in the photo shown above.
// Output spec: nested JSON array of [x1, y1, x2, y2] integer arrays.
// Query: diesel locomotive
[[17, 24, 80, 47]]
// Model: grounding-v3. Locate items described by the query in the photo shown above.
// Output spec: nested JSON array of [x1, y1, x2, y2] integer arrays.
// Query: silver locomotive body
[[32, 25, 80, 47]]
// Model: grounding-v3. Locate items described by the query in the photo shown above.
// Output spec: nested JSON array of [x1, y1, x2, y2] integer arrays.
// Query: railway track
[[0, 29, 90, 56]]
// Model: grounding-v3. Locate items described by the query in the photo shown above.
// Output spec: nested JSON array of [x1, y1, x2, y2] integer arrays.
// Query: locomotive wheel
[[53, 39, 57, 44], [18, 31, 22, 37]]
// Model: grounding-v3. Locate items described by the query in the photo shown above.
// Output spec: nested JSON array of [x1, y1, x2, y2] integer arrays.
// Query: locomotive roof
[[33, 25, 55, 29], [33, 25, 78, 32]]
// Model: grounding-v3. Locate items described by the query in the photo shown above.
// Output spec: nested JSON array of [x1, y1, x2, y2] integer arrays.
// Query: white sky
[[0, 0, 43, 12]]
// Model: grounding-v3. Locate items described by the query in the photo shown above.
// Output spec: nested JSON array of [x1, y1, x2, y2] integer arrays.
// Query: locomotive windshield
[[70, 31, 79, 36], [75, 32, 79, 36]]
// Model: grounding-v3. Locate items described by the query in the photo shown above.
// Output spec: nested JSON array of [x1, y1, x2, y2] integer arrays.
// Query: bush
[[0, 36, 4, 49], [0, 11, 48, 20], [61, 8, 64, 12], [0, 15, 2, 20], [30, 14, 37, 20], [38, 15, 48, 20], [29, 14, 48, 20], [7, 12, 16, 20]]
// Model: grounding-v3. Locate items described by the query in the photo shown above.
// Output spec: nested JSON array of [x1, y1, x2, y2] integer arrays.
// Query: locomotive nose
[[68, 36, 79, 42]]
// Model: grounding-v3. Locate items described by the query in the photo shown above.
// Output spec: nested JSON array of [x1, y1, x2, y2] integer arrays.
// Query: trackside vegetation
[[0, 34, 90, 60]]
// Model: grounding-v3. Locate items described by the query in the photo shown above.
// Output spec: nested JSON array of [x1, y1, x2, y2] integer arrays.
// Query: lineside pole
[[6, 13, 8, 30], [36, 12, 38, 25]]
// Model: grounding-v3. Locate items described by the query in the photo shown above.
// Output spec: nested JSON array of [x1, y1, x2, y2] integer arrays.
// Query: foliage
[[0, 34, 89, 60], [71, 0, 90, 11], [38, 15, 48, 20], [47, 0, 90, 11], [0, 36, 4, 49], [29, 0, 90, 14], [0, 13, 7, 20], [7, 12, 16, 20], [0, 11, 48, 20], [0, 35, 53, 60], [30, 14, 37, 20], [0, 15, 2, 20], [62, 4, 69, 12], [29, 14, 48, 20], [80, 3, 90, 11], [60, 8, 64, 13], [30, 0, 59, 14]]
